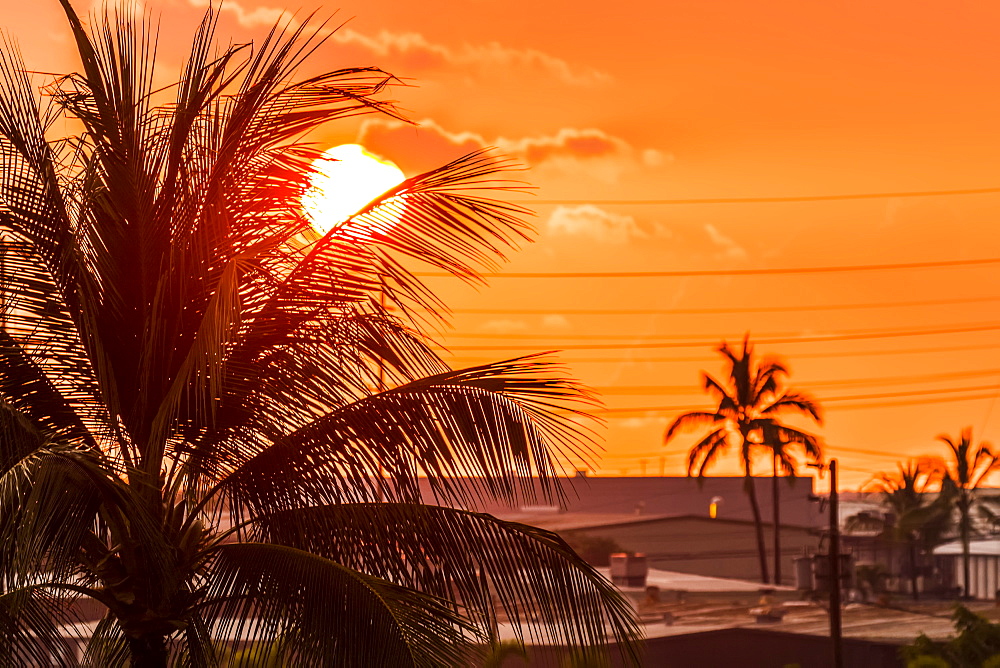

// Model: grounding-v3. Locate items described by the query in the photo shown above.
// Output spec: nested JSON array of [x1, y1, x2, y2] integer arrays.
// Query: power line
[[444, 342, 1000, 365], [443, 295, 1000, 316], [822, 391, 1000, 412], [825, 445, 923, 460], [592, 367, 1000, 395], [416, 256, 1000, 279], [443, 322, 1000, 341], [600, 391, 999, 416], [514, 185, 1000, 206], [597, 386, 1000, 415], [602, 445, 921, 465], [434, 321, 1000, 351]]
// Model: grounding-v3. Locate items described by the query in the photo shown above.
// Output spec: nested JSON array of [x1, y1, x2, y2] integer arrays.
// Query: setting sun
[[301, 144, 406, 234]]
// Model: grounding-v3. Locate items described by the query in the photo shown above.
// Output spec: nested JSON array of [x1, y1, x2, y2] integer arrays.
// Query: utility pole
[[829, 458, 843, 668], [773, 454, 782, 585]]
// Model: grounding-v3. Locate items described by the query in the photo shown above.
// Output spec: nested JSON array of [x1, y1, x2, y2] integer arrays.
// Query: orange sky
[[11, 0, 1000, 489]]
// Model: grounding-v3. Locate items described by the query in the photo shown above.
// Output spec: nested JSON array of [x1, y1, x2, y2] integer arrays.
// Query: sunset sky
[[11, 0, 1000, 488]]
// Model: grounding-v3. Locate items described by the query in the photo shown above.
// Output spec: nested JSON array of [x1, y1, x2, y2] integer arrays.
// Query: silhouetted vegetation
[[561, 532, 628, 567], [847, 428, 1000, 602], [664, 335, 822, 584], [903, 605, 1000, 667], [847, 459, 952, 601], [0, 2, 638, 665], [939, 427, 999, 598]]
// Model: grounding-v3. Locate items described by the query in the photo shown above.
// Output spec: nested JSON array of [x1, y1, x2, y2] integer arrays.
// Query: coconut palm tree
[[938, 427, 999, 599], [767, 432, 822, 584], [664, 336, 822, 584], [0, 2, 638, 665], [849, 458, 952, 601]]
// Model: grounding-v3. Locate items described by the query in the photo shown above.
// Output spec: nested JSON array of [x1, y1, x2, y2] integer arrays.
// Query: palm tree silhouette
[[664, 336, 822, 584], [938, 427, 999, 598], [849, 459, 951, 601], [0, 3, 638, 665]]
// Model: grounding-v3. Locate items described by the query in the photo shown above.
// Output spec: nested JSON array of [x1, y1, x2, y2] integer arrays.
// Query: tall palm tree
[[849, 459, 951, 601], [0, 3, 638, 666], [664, 336, 822, 584], [938, 427, 999, 599]]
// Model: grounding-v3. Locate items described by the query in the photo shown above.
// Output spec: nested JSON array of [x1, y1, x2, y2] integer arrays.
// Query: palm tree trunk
[[962, 510, 971, 599], [128, 635, 168, 668], [772, 455, 781, 585], [745, 474, 770, 584], [909, 540, 920, 602]]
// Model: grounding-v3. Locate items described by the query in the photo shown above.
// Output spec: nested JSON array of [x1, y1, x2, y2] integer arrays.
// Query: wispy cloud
[[331, 28, 610, 86], [542, 314, 571, 330], [704, 223, 748, 261], [186, 0, 293, 28], [546, 205, 647, 245], [359, 117, 665, 180], [184, 0, 607, 86], [478, 319, 529, 334]]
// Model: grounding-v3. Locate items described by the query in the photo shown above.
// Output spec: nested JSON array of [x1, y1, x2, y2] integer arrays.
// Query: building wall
[[950, 554, 1000, 600], [571, 516, 819, 585], [505, 629, 903, 668]]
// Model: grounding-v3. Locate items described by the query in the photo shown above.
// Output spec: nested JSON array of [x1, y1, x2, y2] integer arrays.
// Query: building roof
[[934, 539, 1000, 556], [607, 566, 796, 594], [499, 510, 815, 534], [420, 475, 825, 529]]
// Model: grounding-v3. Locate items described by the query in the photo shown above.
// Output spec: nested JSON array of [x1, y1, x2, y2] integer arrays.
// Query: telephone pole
[[829, 459, 843, 668]]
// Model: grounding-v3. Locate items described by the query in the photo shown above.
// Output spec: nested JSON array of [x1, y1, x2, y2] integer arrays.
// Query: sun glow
[[302, 144, 406, 235]]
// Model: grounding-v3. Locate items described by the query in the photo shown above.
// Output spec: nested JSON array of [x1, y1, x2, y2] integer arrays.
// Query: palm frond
[[686, 428, 728, 477], [0, 241, 102, 446], [701, 373, 735, 409], [203, 542, 477, 667], [760, 390, 822, 423], [663, 410, 721, 444], [753, 419, 823, 463], [79, 613, 130, 667], [249, 503, 640, 663], [0, 448, 102, 581], [0, 586, 84, 667], [213, 356, 596, 518]]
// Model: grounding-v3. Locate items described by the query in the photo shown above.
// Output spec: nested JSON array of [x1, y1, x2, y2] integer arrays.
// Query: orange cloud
[[184, 0, 606, 85], [358, 118, 665, 180], [331, 28, 609, 86], [358, 118, 483, 174], [185, 0, 293, 29], [498, 128, 627, 164]]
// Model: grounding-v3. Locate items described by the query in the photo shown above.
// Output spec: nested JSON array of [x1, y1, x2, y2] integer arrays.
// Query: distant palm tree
[[0, 2, 638, 665], [850, 458, 951, 600], [664, 336, 822, 584], [938, 427, 999, 598]]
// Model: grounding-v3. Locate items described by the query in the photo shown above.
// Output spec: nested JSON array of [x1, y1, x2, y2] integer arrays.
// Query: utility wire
[[416, 256, 1000, 279], [434, 321, 1000, 351], [591, 367, 1000, 395], [597, 386, 1000, 415], [825, 445, 921, 460], [444, 342, 1000, 365], [442, 295, 1000, 316], [442, 321, 1000, 341], [512, 186, 1000, 206]]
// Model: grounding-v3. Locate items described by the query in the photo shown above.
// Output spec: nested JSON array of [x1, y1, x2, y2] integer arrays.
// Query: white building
[[932, 539, 1000, 600]]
